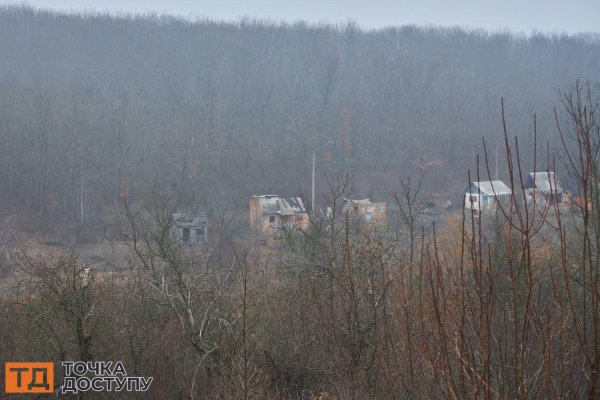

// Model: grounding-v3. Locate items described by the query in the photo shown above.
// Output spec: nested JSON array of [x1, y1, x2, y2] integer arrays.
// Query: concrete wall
[[250, 197, 282, 233], [171, 225, 207, 244]]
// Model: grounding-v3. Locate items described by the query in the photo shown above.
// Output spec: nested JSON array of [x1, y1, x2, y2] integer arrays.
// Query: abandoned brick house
[[464, 180, 513, 211], [342, 198, 387, 224], [171, 212, 208, 244], [249, 195, 309, 234]]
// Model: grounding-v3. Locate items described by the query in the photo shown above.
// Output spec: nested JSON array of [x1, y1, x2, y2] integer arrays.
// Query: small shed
[[464, 180, 512, 211], [171, 212, 208, 244], [524, 172, 564, 205], [343, 198, 387, 224]]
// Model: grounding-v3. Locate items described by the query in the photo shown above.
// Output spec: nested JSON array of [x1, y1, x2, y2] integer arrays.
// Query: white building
[[464, 180, 512, 211]]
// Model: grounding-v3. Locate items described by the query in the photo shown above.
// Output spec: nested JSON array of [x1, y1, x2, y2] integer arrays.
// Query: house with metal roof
[[249, 195, 309, 235], [464, 180, 512, 211], [524, 172, 564, 205]]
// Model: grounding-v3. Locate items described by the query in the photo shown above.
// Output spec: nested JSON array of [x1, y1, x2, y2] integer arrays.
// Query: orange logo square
[[5, 362, 54, 393]]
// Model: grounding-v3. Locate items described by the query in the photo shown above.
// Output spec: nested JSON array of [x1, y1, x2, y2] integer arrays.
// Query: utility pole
[[311, 152, 315, 217], [495, 142, 499, 180]]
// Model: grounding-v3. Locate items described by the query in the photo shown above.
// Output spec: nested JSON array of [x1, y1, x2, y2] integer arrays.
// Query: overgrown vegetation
[[0, 81, 599, 398]]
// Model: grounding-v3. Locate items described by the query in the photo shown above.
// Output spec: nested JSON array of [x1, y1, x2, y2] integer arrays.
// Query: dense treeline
[[0, 5, 598, 238]]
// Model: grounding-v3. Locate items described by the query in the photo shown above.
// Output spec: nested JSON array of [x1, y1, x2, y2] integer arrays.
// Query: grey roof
[[344, 198, 374, 205], [342, 198, 386, 213], [254, 195, 307, 215], [172, 212, 207, 227], [256, 195, 281, 215], [342, 198, 366, 213], [525, 172, 564, 194], [466, 180, 512, 196], [278, 197, 307, 215]]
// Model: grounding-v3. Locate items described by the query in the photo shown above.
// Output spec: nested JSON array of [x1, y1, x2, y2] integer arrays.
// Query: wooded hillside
[[0, 6, 598, 235]]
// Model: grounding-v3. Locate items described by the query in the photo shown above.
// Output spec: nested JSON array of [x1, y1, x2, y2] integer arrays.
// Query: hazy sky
[[3, 0, 599, 34]]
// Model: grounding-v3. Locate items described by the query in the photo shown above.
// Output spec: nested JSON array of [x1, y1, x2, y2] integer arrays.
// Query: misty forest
[[1, 5, 600, 399]]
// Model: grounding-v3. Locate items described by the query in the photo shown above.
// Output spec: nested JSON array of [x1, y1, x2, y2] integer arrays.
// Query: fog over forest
[[2, 5, 600, 399], [0, 5, 598, 237]]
